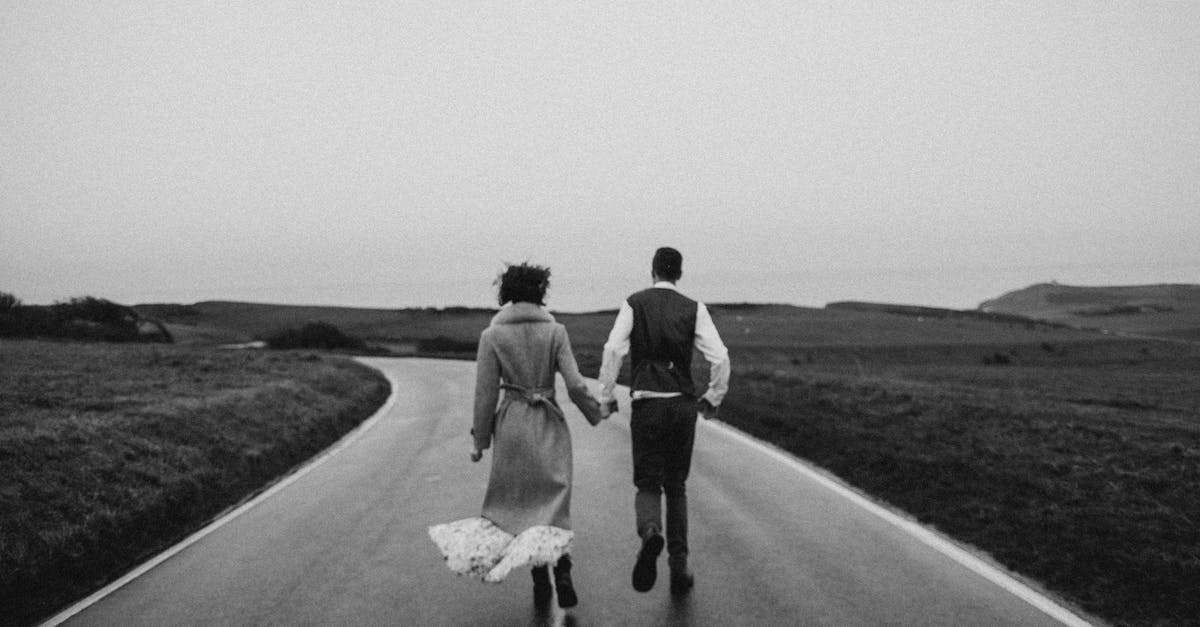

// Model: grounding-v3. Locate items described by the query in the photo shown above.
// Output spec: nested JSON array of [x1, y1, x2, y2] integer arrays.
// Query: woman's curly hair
[[496, 262, 551, 306]]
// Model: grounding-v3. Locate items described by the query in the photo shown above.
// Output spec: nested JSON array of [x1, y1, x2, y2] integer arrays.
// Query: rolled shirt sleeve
[[694, 302, 730, 406], [598, 300, 633, 404]]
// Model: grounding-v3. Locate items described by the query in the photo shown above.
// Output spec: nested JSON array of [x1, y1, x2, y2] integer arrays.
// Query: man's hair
[[652, 247, 683, 281], [496, 262, 551, 306]]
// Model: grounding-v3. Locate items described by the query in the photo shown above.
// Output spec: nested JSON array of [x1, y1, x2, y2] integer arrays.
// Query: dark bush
[[417, 335, 478, 353], [265, 321, 366, 350], [0, 294, 166, 342], [55, 297, 136, 326], [982, 352, 1012, 365], [0, 291, 20, 311], [52, 297, 140, 341]]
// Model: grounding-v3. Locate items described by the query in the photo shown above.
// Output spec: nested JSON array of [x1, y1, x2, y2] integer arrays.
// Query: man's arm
[[598, 301, 633, 406], [694, 302, 730, 413]]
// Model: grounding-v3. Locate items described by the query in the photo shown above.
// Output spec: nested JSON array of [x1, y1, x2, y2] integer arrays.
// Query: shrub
[[0, 294, 164, 342], [417, 335, 478, 353], [982, 352, 1012, 365], [265, 321, 366, 350], [0, 291, 20, 311], [52, 297, 140, 341]]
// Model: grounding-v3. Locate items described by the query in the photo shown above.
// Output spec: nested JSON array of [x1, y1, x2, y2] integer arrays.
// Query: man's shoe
[[553, 555, 578, 608], [531, 565, 552, 606], [669, 569, 694, 596], [631, 531, 665, 592]]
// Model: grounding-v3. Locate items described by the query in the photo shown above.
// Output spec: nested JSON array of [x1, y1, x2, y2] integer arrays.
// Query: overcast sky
[[3, 3, 1198, 310]]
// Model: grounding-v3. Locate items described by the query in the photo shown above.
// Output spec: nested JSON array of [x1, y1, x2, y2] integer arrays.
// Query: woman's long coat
[[472, 302, 603, 534]]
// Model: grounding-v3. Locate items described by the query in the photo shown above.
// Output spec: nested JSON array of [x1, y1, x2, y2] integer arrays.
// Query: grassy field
[[718, 341, 1199, 626], [0, 340, 390, 626], [699, 307, 1199, 625], [133, 297, 1200, 625]]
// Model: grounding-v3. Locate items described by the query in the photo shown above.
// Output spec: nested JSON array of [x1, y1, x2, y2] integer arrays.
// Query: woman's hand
[[470, 448, 483, 463]]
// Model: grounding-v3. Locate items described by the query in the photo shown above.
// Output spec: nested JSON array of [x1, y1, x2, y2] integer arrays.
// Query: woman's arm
[[555, 325, 605, 426], [473, 330, 501, 450]]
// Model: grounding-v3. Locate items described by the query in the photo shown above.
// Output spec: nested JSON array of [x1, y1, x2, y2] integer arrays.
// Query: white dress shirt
[[598, 282, 730, 406]]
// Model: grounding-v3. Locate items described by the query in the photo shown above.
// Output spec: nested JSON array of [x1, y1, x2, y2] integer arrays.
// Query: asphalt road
[[50, 358, 1094, 626]]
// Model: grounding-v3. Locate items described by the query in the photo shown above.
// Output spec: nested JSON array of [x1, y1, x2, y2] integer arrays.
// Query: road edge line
[[39, 358, 401, 627], [701, 419, 1097, 627]]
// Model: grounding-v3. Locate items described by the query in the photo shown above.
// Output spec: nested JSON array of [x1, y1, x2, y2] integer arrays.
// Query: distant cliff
[[978, 283, 1200, 341]]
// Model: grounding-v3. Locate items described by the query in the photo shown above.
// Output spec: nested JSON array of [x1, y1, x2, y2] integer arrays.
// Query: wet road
[[51, 358, 1093, 626]]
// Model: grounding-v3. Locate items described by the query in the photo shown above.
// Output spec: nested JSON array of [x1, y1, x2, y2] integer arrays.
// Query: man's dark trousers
[[631, 395, 698, 569]]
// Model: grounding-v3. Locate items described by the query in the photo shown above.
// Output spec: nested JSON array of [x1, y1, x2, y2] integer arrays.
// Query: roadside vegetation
[[0, 340, 390, 626], [715, 339, 1199, 626], [264, 320, 366, 350], [678, 305, 1199, 625], [1, 292, 172, 343]]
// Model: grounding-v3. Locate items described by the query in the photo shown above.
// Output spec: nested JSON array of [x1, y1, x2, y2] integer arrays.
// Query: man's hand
[[470, 448, 483, 463], [601, 399, 619, 418], [698, 398, 720, 421]]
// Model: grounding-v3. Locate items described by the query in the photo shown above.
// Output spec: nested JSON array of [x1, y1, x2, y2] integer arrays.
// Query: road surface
[[49, 358, 1094, 626]]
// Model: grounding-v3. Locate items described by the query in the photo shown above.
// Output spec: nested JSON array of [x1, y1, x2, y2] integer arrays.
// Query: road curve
[[48, 358, 1094, 626]]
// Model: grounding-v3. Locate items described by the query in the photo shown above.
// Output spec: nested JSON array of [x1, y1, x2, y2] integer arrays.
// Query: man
[[598, 246, 731, 595]]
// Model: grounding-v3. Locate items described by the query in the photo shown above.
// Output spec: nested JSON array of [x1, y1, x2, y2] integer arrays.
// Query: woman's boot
[[553, 554, 578, 608], [531, 565, 552, 606]]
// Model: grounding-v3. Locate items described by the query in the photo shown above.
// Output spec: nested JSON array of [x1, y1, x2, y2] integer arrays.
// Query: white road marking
[[38, 362, 402, 627], [699, 418, 1096, 627]]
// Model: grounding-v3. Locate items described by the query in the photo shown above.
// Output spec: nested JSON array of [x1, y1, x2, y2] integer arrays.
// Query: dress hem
[[428, 516, 574, 583]]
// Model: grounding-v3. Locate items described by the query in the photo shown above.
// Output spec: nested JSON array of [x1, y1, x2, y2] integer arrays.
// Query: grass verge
[[0, 340, 390, 626], [718, 346, 1200, 627]]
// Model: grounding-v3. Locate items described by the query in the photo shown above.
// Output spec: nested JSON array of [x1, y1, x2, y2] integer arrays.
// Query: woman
[[428, 263, 607, 609]]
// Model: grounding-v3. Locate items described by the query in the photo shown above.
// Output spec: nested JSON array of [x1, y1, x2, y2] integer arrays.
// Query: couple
[[428, 247, 731, 610]]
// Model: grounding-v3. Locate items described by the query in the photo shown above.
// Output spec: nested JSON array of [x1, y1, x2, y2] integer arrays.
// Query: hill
[[979, 283, 1200, 341]]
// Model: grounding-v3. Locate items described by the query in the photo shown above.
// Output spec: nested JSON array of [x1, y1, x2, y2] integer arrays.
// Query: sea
[[97, 261, 1200, 313]]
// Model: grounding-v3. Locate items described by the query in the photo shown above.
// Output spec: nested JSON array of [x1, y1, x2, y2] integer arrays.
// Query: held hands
[[600, 399, 619, 419]]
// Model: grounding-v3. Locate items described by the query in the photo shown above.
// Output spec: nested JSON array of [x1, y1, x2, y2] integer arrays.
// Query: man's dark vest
[[627, 287, 697, 396]]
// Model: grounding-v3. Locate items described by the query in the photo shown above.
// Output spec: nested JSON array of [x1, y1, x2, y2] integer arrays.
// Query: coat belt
[[499, 383, 564, 421]]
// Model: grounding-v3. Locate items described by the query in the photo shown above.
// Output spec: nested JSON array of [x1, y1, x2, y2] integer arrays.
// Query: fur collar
[[491, 302, 555, 326]]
